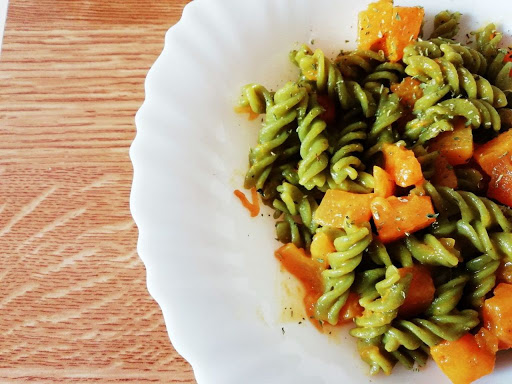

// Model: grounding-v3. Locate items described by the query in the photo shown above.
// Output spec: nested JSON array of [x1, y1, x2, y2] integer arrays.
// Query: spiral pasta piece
[[403, 39, 487, 75], [369, 89, 403, 141], [405, 97, 502, 143], [425, 275, 469, 316], [391, 346, 429, 370], [404, 234, 460, 267], [245, 82, 309, 189], [455, 167, 486, 193], [315, 223, 372, 325], [487, 50, 512, 93], [330, 121, 367, 185], [273, 182, 319, 234], [382, 309, 479, 352], [357, 337, 396, 376], [294, 95, 331, 189], [275, 213, 312, 250], [424, 182, 512, 259], [237, 83, 274, 114], [475, 23, 503, 60], [336, 49, 385, 79], [367, 241, 414, 268], [292, 45, 377, 117], [351, 266, 412, 340], [363, 62, 406, 92], [430, 11, 461, 39], [465, 254, 500, 308]]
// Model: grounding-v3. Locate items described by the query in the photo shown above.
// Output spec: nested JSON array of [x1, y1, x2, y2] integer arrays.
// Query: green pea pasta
[[235, 4, 512, 381]]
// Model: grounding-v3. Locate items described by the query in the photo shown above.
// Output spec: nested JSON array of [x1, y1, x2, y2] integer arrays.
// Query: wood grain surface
[[0, 0, 195, 382]]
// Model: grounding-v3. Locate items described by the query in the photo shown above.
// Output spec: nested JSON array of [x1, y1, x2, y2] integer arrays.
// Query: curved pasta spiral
[[350, 266, 412, 374], [330, 121, 368, 185], [296, 95, 330, 190], [425, 275, 469, 316], [369, 89, 403, 141], [245, 82, 309, 189], [367, 240, 414, 268], [405, 97, 502, 143], [336, 49, 385, 79], [292, 45, 377, 117], [475, 24, 502, 59], [273, 182, 319, 234], [315, 223, 372, 325], [275, 213, 312, 250], [430, 11, 461, 39], [403, 40, 487, 76], [363, 62, 406, 93], [455, 167, 486, 193], [351, 266, 412, 340], [237, 83, 274, 114], [424, 182, 512, 259], [487, 50, 512, 93], [404, 234, 460, 267], [465, 254, 500, 308], [382, 309, 479, 352]]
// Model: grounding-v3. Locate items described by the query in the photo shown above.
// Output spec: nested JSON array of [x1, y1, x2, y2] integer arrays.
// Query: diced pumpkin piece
[[371, 195, 436, 243], [386, 6, 425, 62], [337, 292, 364, 325], [317, 94, 336, 125], [398, 265, 435, 317], [474, 128, 512, 175], [358, 0, 393, 53], [315, 190, 374, 227], [430, 118, 474, 166], [475, 327, 499, 355], [373, 166, 395, 198], [310, 232, 335, 270], [432, 154, 458, 188], [390, 77, 423, 108], [487, 155, 512, 207], [497, 261, 512, 284], [483, 283, 512, 349], [275, 243, 324, 293], [382, 143, 424, 187], [431, 333, 496, 384]]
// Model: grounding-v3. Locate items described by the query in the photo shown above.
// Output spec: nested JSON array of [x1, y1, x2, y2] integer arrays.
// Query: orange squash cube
[[382, 143, 424, 187], [373, 166, 395, 198], [432, 154, 458, 188], [371, 195, 436, 243], [474, 128, 512, 175], [386, 6, 425, 62], [487, 155, 512, 207], [310, 232, 335, 270], [275, 243, 324, 293], [390, 77, 423, 108], [430, 118, 474, 166], [358, 0, 393, 53], [431, 333, 496, 384], [314, 190, 374, 227], [483, 283, 512, 349], [398, 265, 435, 317]]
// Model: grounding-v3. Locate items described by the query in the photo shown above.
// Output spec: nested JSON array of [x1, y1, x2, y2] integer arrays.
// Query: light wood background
[[0, 0, 195, 382]]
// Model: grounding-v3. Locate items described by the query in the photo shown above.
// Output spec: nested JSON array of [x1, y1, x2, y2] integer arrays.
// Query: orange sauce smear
[[234, 106, 260, 121], [234, 188, 260, 217]]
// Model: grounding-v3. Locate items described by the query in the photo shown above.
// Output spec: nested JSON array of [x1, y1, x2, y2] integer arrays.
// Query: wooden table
[[0, 0, 195, 382]]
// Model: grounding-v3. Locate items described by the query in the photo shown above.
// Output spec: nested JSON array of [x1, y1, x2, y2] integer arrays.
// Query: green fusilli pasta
[[236, 7, 512, 380], [316, 223, 372, 325]]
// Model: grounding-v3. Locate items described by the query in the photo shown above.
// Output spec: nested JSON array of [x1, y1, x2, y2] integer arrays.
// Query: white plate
[[130, 0, 512, 383]]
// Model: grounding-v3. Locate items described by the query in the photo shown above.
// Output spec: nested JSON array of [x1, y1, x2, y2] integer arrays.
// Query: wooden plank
[[0, 1, 195, 382]]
